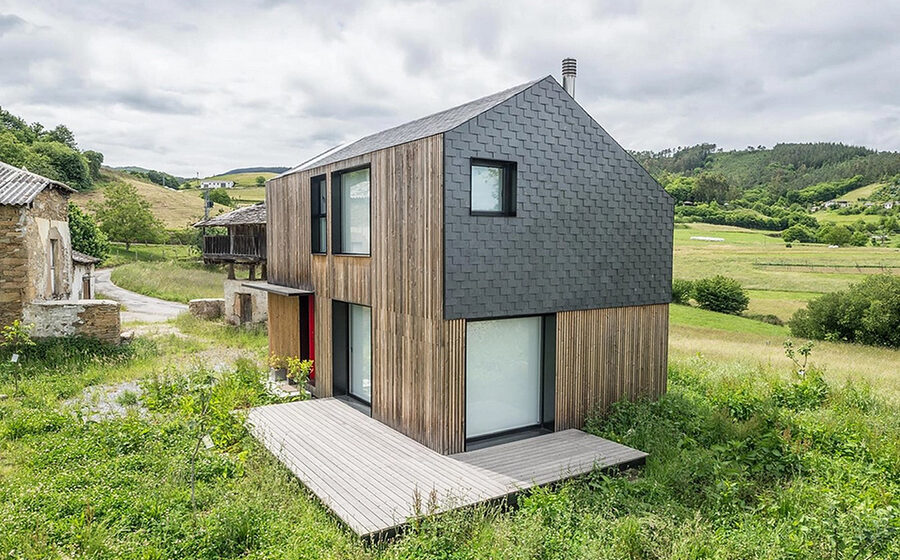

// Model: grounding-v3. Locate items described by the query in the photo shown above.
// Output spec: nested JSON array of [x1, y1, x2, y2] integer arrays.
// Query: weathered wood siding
[[267, 292, 300, 359], [555, 303, 669, 430], [266, 135, 467, 453]]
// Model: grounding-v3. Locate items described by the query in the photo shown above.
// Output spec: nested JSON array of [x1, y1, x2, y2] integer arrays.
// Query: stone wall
[[0, 204, 27, 327], [25, 189, 73, 301], [23, 300, 121, 344], [224, 279, 267, 325], [189, 298, 224, 320]]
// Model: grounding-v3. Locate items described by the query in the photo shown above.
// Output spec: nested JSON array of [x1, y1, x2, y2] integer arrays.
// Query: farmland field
[[673, 222, 900, 321]]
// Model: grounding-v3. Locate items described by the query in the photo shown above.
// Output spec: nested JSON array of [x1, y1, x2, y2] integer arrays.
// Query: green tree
[[0, 130, 29, 166], [692, 172, 739, 204], [818, 224, 852, 246], [92, 182, 165, 250], [255, 175, 266, 187], [82, 150, 104, 179], [44, 124, 78, 149], [790, 275, 900, 347], [31, 141, 91, 190], [692, 275, 750, 315], [68, 203, 109, 261], [664, 175, 696, 203], [782, 224, 817, 243], [203, 187, 232, 207]]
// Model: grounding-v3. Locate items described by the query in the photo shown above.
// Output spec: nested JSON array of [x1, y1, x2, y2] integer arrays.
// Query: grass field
[[70, 170, 231, 229], [839, 182, 884, 202], [0, 309, 897, 558], [110, 261, 245, 303], [104, 242, 198, 267], [673, 222, 900, 322], [816, 211, 884, 225]]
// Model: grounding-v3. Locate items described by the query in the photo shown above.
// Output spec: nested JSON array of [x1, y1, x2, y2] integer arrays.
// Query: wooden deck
[[247, 398, 646, 538]]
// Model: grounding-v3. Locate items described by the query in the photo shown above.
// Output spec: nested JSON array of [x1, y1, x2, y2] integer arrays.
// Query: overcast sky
[[1, 0, 898, 177]]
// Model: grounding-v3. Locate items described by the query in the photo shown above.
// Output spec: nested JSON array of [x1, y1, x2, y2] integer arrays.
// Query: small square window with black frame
[[470, 159, 516, 216], [310, 175, 327, 254]]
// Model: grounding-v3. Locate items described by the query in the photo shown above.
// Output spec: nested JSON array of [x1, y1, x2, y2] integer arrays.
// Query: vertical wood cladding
[[267, 293, 300, 359], [555, 303, 669, 430], [266, 135, 467, 453]]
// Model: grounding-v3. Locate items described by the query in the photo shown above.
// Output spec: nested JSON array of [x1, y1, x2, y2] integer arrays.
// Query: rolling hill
[[71, 168, 231, 229]]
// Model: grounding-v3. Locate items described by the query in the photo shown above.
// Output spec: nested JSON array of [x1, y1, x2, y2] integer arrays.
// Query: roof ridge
[[290, 77, 547, 173]]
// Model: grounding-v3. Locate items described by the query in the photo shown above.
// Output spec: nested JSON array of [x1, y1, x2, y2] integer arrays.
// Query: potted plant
[[286, 357, 314, 387], [268, 354, 287, 382]]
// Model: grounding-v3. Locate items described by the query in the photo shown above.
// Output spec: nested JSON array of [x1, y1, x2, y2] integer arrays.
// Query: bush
[[789, 274, 900, 347], [781, 224, 817, 243], [672, 279, 694, 304], [692, 275, 750, 315]]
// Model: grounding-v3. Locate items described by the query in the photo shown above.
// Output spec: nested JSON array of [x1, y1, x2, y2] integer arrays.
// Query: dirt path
[[95, 268, 188, 323]]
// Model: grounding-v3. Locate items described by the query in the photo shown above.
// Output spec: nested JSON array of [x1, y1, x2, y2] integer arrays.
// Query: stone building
[[0, 161, 119, 342]]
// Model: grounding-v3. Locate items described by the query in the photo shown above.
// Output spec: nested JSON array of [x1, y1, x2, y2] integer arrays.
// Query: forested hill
[[632, 142, 900, 202]]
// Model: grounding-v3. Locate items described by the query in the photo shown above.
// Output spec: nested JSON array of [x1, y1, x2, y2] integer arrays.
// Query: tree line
[[0, 107, 102, 190]]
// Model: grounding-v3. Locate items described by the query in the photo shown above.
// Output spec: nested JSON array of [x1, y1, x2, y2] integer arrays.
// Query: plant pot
[[270, 367, 287, 382]]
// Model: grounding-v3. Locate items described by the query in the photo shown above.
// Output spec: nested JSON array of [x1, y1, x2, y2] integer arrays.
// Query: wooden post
[[249, 264, 256, 281], [227, 263, 235, 280], [261, 263, 267, 280]]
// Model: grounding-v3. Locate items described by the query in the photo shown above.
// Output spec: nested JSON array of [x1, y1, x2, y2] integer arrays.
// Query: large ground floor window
[[465, 315, 555, 441], [332, 301, 372, 405]]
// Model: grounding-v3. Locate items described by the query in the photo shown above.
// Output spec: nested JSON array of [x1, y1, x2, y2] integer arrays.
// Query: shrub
[[692, 275, 750, 315], [789, 274, 900, 347], [744, 313, 784, 326], [671, 279, 694, 304], [781, 223, 817, 243]]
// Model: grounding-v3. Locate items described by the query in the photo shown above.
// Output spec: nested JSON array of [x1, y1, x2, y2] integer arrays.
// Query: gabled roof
[[194, 202, 266, 227], [0, 160, 75, 206], [289, 78, 546, 173]]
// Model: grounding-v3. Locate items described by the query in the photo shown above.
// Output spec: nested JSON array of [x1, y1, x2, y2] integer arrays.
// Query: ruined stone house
[[0, 161, 118, 342]]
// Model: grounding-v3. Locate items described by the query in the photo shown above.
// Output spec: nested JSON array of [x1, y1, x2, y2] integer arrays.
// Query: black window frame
[[310, 175, 327, 254], [463, 313, 556, 450], [331, 164, 372, 256], [470, 158, 517, 217]]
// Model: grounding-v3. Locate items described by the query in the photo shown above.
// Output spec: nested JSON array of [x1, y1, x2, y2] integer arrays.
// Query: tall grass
[[110, 261, 230, 303], [1, 323, 897, 558]]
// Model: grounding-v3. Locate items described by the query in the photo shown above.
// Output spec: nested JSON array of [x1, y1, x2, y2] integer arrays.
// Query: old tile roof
[[289, 78, 545, 173], [72, 250, 101, 265], [0, 160, 75, 205], [194, 202, 266, 227]]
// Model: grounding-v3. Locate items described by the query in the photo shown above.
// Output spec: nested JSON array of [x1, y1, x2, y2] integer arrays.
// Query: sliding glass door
[[348, 304, 372, 403], [465, 316, 543, 439]]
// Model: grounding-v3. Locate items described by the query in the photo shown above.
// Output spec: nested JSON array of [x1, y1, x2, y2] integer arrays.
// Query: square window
[[471, 159, 516, 216]]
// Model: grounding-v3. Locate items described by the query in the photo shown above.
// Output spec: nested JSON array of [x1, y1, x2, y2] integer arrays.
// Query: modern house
[[0, 161, 119, 342], [194, 202, 268, 325], [257, 62, 673, 456]]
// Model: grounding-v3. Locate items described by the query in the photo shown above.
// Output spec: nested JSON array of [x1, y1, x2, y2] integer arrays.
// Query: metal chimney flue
[[562, 58, 576, 98]]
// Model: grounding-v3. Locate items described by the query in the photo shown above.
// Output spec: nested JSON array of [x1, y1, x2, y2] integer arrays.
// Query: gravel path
[[95, 268, 188, 323]]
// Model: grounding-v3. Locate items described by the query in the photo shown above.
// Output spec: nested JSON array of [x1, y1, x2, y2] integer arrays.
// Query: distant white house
[[201, 180, 235, 189], [885, 201, 895, 210]]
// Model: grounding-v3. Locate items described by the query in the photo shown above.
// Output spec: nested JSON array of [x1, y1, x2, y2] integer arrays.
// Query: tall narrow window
[[332, 166, 370, 255], [49, 239, 58, 296], [310, 175, 327, 253], [471, 159, 516, 216]]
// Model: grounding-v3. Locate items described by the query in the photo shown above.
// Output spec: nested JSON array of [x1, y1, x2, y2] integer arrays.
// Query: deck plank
[[247, 398, 646, 538]]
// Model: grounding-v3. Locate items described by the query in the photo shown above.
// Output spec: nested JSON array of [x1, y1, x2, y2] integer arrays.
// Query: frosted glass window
[[466, 316, 542, 438], [349, 304, 372, 403], [340, 168, 370, 254], [471, 165, 503, 213]]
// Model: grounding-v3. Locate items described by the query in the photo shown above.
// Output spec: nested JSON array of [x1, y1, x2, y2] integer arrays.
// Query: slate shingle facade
[[443, 77, 674, 320]]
